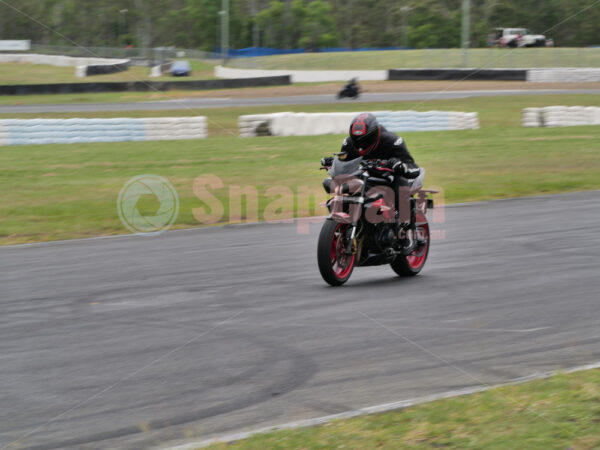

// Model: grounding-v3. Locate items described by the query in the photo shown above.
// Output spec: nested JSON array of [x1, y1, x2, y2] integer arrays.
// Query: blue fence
[[225, 46, 413, 58], [227, 47, 305, 58]]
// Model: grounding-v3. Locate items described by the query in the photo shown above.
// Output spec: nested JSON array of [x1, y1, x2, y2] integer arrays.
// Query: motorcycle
[[317, 156, 435, 286], [337, 79, 360, 99]]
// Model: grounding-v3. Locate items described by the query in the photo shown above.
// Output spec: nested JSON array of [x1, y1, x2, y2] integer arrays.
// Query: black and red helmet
[[349, 113, 381, 157]]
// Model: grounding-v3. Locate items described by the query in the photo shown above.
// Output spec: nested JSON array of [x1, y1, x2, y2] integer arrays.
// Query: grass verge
[[227, 47, 600, 70], [0, 59, 216, 85], [203, 368, 600, 450], [0, 95, 599, 245]]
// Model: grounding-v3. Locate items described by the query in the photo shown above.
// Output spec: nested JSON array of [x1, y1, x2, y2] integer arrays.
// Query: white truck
[[490, 28, 550, 48]]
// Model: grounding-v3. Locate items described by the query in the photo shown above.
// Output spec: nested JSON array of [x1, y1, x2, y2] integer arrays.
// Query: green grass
[[0, 94, 599, 245], [203, 369, 600, 450], [227, 47, 600, 70], [0, 59, 216, 85], [0, 90, 211, 106]]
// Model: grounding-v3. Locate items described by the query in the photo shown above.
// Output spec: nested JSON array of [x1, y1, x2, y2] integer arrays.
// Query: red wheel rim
[[330, 224, 355, 279], [406, 222, 429, 270]]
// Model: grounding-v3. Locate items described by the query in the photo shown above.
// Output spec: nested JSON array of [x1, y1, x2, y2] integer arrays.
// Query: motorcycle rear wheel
[[391, 213, 430, 277], [318, 220, 356, 286]]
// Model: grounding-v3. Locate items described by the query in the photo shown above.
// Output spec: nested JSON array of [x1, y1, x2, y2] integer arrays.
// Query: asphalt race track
[[2, 89, 600, 114], [1, 191, 599, 449]]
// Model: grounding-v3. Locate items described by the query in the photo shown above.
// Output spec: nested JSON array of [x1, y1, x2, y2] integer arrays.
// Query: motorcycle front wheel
[[318, 220, 356, 286]]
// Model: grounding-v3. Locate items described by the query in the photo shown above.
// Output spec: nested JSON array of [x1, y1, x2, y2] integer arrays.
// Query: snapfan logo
[[116, 174, 446, 238], [117, 175, 180, 235]]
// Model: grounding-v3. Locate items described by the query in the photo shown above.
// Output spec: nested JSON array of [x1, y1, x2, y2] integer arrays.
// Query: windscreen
[[328, 156, 363, 177]]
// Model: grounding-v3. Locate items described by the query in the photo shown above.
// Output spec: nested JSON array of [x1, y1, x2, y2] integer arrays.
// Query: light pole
[[250, 0, 259, 48], [461, 0, 471, 67], [220, 0, 230, 64], [401, 6, 412, 48], [118, 9, 128, 46]]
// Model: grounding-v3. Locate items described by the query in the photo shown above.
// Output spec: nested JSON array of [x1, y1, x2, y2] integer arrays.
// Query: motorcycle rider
[[322, 112, 423, 235], [339, 78, 360, 98], [344, 77, 358, 92]]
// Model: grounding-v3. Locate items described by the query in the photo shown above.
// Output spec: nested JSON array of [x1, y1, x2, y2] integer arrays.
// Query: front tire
[[391, 213, 430, 277], [318, 220, 356, 286]]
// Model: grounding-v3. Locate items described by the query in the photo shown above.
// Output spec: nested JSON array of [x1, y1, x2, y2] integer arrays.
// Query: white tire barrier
[[527, 69, 600, 83], [376, 111, 479, 132], [522, 106, 600, 128], [0, 117, 207, 146], [0, 53, 123, 67], [522, 108, 543, 127], [215, 65, 388, 83], [0, 53, 130, 78], [145, 117, 208, 140], [239, 111, 479, 137]]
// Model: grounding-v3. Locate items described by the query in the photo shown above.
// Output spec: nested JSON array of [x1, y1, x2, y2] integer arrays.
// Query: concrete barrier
[[521, 106, 600, 127], [215, 65, 388, 83], [0, 117, 207, 146], [239, 111, 480, 137], [218, 66, 530, 82], [218, 66, 600, 83], [0, 75, 291, 96], [389, 68, 527, 81], [77, 59, 130, 77], [150, 62, 174, 77], [527, 69, 600, 83]]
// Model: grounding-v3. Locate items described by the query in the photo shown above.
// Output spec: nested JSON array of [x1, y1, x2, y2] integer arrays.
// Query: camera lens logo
[[117, 175, 179, 235]]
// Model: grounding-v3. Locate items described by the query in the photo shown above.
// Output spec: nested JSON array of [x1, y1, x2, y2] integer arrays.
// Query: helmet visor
[[351, 128, 379, 152]]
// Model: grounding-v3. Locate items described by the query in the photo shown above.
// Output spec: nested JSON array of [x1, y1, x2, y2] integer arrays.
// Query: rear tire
[[318, 220, 355, 286], [391, 213, 430, 277]]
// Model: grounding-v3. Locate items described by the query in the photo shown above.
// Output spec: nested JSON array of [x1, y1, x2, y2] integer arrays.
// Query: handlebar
[[361, 159, 395, 177], [320, 158, 398, 176]]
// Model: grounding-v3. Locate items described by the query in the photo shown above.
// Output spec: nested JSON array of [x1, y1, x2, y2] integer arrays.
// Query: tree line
[[1, 0, 598, 51]]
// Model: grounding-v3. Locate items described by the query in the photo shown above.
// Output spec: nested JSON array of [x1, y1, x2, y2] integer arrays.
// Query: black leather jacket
[[338, 127, 421, 179]]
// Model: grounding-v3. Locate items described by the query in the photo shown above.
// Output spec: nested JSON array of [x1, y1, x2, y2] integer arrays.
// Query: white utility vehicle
[[490, 28, 549, 48]]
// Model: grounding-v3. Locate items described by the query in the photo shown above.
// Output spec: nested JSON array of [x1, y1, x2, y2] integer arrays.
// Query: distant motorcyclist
[[344, 77, 358, 91], [322, 112, 423, 227], [337, 78, 360, 99]]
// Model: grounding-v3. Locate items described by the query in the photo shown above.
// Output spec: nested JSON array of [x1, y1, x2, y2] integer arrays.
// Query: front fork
[[344, 173, 369, 254]]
